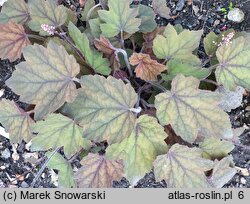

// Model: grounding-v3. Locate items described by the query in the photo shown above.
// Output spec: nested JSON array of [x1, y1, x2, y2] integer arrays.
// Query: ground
[[0, 0, 250, 188]]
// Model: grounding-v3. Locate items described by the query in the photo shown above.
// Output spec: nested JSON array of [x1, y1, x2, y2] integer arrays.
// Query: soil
[[0, 0, 250, 188]]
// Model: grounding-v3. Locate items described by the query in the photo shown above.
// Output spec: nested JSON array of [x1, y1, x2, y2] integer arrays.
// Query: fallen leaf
[[129, 53, 166, 81], [0, 21, 30, 62]]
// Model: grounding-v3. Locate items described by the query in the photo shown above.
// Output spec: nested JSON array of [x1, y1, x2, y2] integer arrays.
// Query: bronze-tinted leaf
[[0, 21, 30, 62], [6, 41, 80, 120], [0, 99, 34, 143], [129, 53, 166, 81], [75, 153, 124, 187]]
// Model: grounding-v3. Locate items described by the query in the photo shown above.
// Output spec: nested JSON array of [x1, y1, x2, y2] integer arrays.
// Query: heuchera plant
[[0, 0, 250, 188]]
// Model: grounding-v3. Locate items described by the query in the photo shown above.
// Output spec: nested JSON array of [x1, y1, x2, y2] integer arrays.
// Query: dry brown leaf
[[129, 53, 166, 81], [0, 21, 30, 62], [94, 35, 120, 70]]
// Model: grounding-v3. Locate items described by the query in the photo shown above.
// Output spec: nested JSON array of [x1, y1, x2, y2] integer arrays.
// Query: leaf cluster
[[0, 0, 249, 188]]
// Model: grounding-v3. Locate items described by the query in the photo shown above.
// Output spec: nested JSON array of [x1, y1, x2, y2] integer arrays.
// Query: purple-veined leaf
[[0, 0, 29, 24], [106, 115, 168, 185], [155, 74, 233, 143], [61, 75, 138, 144], [0, 21, 30, 62], [153, 144, 214, 188], [0, 99, 34, 143], [31, 114, 91, 158], [75, 153, 124, 188], [6, 40, 80, 120]]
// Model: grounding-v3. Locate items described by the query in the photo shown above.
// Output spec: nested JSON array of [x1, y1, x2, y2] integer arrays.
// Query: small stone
[[245, 106, 250, 111], [227, 8, 245, 23], [0, 166, 6, 170], [21, 181, 29, 188], [240, 177, 246, 185], [0, 89, 4, 97], [1, 149, 11, 159], [12, 152, 20, 161]]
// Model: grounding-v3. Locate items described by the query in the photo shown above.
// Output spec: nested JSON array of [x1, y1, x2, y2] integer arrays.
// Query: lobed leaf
[[155, 74, 233, 143], [31, 114, 91, 159], [216, 86, 245, 112], [208, 156, 236, 188], [162, 57, 210, 81], [215, 36, 250, 91], [0, 21, 30, 62], [98, 0, 141, 37], [28, 0, 67, 35], [68, 22, 111, 75], [153, 144, 214, 188], [152, 0, 171, 19], [106, 115, 168, 185], [46, 152, 76, 188], [0, 0, 29, 24], [61, 75, 138, 144], [0, 99, 34, 143], [6, 40, 80, 120], [75, 153, 124, 187], [129, 53, 166, 81], [199, 137, 234, 159], [153, 24, 203, 60], [136, 4, 157, 33]]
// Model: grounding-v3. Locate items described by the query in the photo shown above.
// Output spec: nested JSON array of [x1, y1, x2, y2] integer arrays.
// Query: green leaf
[[89, 18, 102, 38], [199, 137, 234, 159], [75, 153, 124, 187], [162, 57, 210, 81], [208, 156, 236, 188], [153, 24, 203, 60], [153, 144, 214, 188], [106, 115, 168, 185], [68, 22, 111, 75], [31, 114, 91, 158], [80, 0, 99, 21], [6, 40, 80, 120], [0, 0, 29, 24], [155, 74, 233, 143], [204, 29, 238, 64], [0, 99, 34, 143], [28, 0, 67, 35], [152, 0, 171, 19], [46, 152, 76, 188], [136, 5, 157, 33], [215, 36, 250, 91], [98, 0, 141, 37], [61, 75, 138, 144]]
